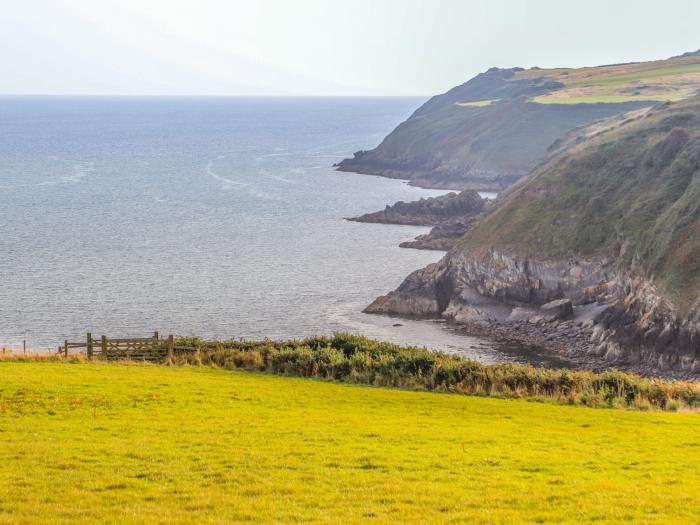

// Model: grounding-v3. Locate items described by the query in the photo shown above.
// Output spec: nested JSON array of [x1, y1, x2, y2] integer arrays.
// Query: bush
[[169, 333, 700, 412]]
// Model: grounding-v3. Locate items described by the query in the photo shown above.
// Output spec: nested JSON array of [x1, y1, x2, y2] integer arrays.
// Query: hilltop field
[[463, 53, 700, 106], [522, 53, 700, 104], [1, 359, 699, 524]]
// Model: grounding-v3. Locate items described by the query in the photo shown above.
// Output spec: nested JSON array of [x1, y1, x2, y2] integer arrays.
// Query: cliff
[[338, 53, 700, 191], [366, 97, 700, 376]]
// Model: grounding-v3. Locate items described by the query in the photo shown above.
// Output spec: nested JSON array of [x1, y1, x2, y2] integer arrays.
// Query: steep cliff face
[[367, 97, 700, 375], [338, 53, 700, 190], [367, 250, 700, 374], [594, 274, 700, 371]]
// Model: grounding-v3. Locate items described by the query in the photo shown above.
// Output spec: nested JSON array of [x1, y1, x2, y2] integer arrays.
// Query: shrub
[[169, 333, 700, 412]]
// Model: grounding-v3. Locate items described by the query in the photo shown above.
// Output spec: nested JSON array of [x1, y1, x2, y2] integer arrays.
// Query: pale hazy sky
[[2, 0, 700, 96]]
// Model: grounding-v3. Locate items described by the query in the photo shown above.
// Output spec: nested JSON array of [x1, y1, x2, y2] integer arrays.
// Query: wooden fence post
[[154, 331, 159, 341], [64, 340, 68, 357], [23, 340, 26, 354], [167, 335, 174, 360], [101, 336, 108, 359], [86, 333, 93, 359]]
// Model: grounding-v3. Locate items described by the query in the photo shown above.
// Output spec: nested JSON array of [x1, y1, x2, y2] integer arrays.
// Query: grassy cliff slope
[[461, 96, 700, 313]]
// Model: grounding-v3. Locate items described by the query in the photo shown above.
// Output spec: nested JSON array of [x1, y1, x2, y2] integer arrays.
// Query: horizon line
[[0, 93, 432, 99]]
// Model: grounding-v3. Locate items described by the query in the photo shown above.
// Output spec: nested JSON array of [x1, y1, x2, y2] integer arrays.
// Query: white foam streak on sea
[[0, 96, 510, 360]]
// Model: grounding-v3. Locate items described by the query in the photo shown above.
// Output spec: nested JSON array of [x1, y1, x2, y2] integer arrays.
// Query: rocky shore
[[398, 219, 477, 250], [455, 316, 697, 379], [365, 251, 700, 379]]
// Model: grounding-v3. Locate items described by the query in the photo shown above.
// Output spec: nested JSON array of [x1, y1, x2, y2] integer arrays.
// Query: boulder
[[540, 299, 573, 321], [363, 263, 446, 316]]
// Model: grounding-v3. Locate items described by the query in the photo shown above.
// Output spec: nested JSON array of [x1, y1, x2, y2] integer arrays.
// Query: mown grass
[[0, 361, 698, 524]]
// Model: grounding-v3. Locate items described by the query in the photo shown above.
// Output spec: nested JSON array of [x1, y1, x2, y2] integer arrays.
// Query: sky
[[2, 0, 700, 96]]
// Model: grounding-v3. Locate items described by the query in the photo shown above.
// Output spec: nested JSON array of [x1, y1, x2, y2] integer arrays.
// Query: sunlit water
[[0, 96, 541, 364]]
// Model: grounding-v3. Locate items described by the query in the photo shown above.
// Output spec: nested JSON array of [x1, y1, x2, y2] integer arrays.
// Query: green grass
[[461, 96, 700, 312], [1, 362, 699, 524], [532, 94, 686, 105], [341, 52, 700, 191], [562, 63, 700, 89], [455, 99, 500, 107], [521, 56, 700, 105], [168, 333, 700, 411]]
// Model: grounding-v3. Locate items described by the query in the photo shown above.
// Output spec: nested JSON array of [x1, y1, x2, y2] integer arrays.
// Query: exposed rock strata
[[365, 251, 699, 376]]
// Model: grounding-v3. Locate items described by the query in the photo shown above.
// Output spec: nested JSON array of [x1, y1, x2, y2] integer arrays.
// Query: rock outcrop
[[367, 250, 700, 376], [348, 190, 486, 251], [399, 220, 475, 250], [348, 190, 484, 226]]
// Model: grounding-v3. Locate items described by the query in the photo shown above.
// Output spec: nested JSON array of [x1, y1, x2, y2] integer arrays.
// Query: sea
[[0, 96, 544, 364]]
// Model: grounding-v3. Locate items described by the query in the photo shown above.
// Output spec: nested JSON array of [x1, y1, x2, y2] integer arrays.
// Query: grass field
[[517, 54, 700, 104], [1, 362, 698, 524]]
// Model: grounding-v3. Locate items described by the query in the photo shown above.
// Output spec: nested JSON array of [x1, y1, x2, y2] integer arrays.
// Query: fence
[[61, 332, 193, 362], [1, 340, 28, 355]]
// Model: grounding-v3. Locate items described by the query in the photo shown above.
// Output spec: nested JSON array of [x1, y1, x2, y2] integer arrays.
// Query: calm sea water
[[0, 96, 540, 363]]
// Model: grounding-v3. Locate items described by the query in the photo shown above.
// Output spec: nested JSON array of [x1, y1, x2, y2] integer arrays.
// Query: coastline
[[454, 320, 699, 380], [337, 164, 601, 374], [345, 187, 488, 251], [335, 163, 506, 192], [340, 166, 700, 380], [0, 96, 459, 350]]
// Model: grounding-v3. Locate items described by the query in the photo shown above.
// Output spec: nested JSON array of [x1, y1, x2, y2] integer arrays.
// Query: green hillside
[[1, 361, 699, 524], [461, 96, 700, 312], [337, 51, 700, 190]]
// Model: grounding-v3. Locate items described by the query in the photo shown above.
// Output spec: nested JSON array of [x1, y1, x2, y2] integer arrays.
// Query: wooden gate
[[62, 332, 175, 362]]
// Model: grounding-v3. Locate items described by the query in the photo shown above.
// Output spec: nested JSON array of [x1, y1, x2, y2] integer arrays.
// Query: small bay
[[1, 96, 517, 363]]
